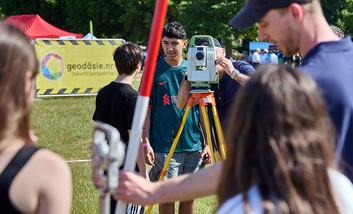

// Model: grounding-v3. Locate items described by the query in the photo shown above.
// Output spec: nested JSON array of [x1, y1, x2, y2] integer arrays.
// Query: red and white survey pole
[[115, 0, 169, 213]]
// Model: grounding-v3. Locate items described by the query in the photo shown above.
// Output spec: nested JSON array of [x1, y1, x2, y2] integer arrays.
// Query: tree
[[63, 0, 182, 43], [177, 0, 258, 56], [110, 0, 160, 43], [321, 0, 353, 35], [344, 0, 353, 35], [0, 0, 182, 44], [64, 0, 122, 37], [0, 0, 69, 31], [109, 0, 182, 44]]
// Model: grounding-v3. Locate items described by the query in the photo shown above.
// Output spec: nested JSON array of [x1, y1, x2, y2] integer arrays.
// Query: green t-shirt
[[149, 59, 203, 153]]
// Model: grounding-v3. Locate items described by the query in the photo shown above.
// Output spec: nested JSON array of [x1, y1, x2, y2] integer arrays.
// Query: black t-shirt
[[0, 145, 39, 214], [93, 82, 139, 214], [93, 82, 137, 145]]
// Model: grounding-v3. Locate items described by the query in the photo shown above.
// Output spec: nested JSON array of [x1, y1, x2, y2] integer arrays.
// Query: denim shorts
[[149, 150, 205, 182]]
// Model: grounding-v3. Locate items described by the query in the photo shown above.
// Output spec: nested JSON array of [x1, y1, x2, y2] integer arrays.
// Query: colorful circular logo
[[41, 53, 65, 81]]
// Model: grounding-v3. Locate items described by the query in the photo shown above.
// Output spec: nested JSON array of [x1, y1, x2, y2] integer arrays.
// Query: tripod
[[145, 91, 226, 214]]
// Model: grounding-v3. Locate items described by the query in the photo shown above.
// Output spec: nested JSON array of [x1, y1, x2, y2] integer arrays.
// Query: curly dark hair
[[330, 25, 344, 39], [162, 21, 186, 40]]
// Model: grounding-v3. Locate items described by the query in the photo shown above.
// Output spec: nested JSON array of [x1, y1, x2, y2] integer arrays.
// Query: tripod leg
[[207, 104, 221, 162], [200, 105, 216, 163], [211, 105, 226, 159], [207, 104, 216, 150], [145, 105, 192, 214]]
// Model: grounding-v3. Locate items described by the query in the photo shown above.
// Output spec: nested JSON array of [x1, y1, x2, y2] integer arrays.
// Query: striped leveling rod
[[114, 0, 169, 213], [65, 159, 92, 163]]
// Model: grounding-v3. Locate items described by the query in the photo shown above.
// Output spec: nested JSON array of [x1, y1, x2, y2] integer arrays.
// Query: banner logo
[[41, 53, 65, 81]]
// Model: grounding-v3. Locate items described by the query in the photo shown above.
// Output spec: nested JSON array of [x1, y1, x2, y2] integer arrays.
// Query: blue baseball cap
[[229, 0, 313, 29], [197, 37, 222, 48]]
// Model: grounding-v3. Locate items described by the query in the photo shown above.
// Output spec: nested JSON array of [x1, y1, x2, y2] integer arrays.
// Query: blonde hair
[[0, 23, 38, 149]]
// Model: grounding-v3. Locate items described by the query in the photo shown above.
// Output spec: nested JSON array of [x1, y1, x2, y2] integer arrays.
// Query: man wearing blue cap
[[114, 0, 353, 205], [177, 37, 255, 125], [230, 0, 353, 183]]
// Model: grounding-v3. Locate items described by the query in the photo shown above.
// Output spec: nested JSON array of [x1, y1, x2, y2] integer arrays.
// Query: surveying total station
[[185, 35, 226, 162], [187, 35, 219, 91], [145, 35, 227, 214]]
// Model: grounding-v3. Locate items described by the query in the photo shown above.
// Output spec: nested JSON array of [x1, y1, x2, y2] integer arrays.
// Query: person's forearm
[[129, 130, 147, 176], [142, 107, 155, 165], [177, 76, 192, 109], [232, 72, 250, 86], [114, 162, 222, 205], [151, 162, 222, 203], [137, 143, 147, 174], [142, 107, 151, 143]]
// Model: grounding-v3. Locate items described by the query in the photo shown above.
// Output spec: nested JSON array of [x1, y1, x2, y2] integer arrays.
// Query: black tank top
[[0, 145, 39, 214]]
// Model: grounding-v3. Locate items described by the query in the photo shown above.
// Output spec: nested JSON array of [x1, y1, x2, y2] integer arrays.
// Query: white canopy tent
[[82, 33, 97, 39]]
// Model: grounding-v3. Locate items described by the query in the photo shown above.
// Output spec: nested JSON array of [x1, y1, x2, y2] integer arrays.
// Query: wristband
[[231, 69, 240, 78], [143, 143, 150, 147]]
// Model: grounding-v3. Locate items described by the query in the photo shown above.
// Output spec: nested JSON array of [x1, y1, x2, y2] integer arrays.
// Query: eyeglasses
[[217, 82, 223, 101]]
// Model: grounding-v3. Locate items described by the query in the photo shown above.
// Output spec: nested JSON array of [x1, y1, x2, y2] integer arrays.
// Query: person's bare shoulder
[[30, 149, 72, 212], [30, 149, 71, 178], [11, 148, 72, 214]]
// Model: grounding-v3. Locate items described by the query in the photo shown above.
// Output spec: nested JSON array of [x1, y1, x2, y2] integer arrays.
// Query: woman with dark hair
[[0, 23, 72, 213], [217, 65, 353, 214]]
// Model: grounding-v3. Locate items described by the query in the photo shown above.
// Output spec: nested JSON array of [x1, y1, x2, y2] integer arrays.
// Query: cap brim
[[229, 7, 269, 29]]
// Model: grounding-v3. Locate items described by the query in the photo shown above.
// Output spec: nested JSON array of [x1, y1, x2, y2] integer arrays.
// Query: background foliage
[[0, 0, 352, 52], [321, 0, 353, 36]]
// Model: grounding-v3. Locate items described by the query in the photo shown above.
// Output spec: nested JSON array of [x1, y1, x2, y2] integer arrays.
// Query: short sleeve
[[328, 169, 353, 213], [148, 79, 155, 107], [233, 61, 256, 76], [92, 90, 101, 121], [139, 71, 154, 107]]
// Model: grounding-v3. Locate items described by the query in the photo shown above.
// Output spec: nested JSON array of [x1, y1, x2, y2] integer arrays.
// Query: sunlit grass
[[31, 71, 218, 213]]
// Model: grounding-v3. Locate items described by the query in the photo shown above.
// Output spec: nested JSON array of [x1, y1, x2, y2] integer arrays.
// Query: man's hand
[[93, 168, 108, 195], [177, 74, 199, 109], [114, 171, 156, 206], [200, 144, 212, 164], [144, 144, 155, 166], [215, 57, 235, 77]]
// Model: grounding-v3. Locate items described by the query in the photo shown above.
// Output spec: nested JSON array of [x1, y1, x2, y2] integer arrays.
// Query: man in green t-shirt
[[142, 21, 211, 214]]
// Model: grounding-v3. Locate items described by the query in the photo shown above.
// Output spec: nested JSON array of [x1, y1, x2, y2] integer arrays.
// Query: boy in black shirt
[[92, 42, 147, 213]]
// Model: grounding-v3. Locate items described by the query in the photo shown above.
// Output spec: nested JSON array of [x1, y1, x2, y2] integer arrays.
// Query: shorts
[[149, 150, 204, 182], [110, 198, 143, 214]]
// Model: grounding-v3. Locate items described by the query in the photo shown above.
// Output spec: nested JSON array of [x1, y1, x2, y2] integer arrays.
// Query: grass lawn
[[31, 71, 218, 213]]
